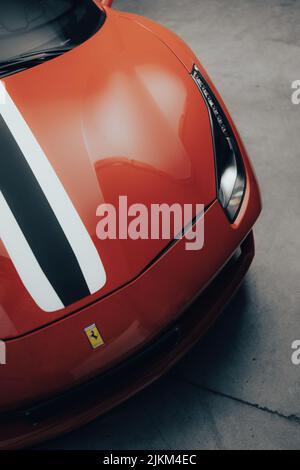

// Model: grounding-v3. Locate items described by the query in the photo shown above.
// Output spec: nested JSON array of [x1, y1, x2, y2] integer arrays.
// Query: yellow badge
[[84, 324, 104, 349]]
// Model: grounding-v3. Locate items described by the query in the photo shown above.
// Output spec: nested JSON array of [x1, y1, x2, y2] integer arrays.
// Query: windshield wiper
[[0, 46, 73, 69]]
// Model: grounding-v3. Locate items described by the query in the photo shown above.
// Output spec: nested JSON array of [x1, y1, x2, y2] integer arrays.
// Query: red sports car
[[0, 0, 261, 448]]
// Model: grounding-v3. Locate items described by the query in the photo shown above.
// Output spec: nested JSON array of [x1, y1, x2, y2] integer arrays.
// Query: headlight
[[192, 65, 246, 223]]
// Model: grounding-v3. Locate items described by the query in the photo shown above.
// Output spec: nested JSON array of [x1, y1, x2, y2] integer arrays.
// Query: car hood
[[0, 8, 216, 338]]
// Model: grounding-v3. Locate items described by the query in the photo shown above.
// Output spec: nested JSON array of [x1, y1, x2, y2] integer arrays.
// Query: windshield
[[0, 0, 106, 78]]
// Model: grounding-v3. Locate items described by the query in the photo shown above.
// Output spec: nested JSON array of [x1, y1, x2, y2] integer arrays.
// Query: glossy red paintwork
[[0, 4, 217, 339], [0, 1, 262, 448]]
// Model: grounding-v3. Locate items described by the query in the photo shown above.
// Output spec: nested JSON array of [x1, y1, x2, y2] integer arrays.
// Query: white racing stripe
[[0, 192, 64, 312], [0, 80, 106, 311]]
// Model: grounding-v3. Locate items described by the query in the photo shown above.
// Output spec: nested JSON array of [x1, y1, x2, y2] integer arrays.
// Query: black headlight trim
[[191, 64, 246, 223]]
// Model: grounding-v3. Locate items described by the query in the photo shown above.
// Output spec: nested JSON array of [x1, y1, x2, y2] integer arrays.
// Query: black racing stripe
[[0, 114, 91, 307]]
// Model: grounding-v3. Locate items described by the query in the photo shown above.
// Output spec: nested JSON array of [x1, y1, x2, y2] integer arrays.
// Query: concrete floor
[[42, 0, 300, 450]]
